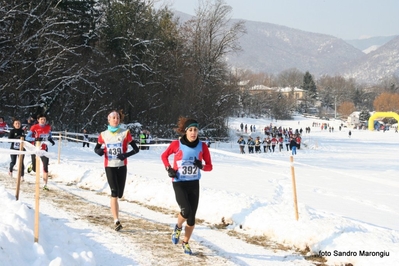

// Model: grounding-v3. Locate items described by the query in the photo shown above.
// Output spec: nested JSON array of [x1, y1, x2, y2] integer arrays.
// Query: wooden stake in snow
[[15, 137, 25, 201], [290, 156, 299, 221], [34, 141, 41, 243], [57, 132, 62, 164]]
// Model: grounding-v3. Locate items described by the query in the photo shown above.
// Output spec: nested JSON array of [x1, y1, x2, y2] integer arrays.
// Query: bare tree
[[338, 101, 355, 118], [276, 68, 304, 88], [317, 75, 358, 117], [178, 0, 246, 132]]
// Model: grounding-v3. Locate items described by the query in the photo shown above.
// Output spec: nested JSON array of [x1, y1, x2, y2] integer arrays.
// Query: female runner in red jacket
[[161, 117, 213, 255]]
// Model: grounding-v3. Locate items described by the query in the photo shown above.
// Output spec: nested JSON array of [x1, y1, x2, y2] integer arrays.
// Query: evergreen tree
[[300, 71, 317, 112], [359, 110, 370, 122], [302, 71, 317, 99]]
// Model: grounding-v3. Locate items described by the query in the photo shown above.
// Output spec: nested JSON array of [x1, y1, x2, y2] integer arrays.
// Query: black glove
[[166, 166, 177, 178], [193, 157, 203, 169], [49, 138, 55, 146], [117, 149, 137, 160], [95, 148, 104, 156], [117, 153, 128, 161], [35, 137, 44, 141]]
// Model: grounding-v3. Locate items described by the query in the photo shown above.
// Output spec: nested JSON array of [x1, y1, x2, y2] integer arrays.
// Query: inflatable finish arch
[[368, 112, 399, 130]]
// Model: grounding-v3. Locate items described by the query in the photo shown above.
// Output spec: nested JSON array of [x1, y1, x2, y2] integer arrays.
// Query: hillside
[[342, 36, 399, 84], [344, 35, 397, 53], [173, 11, 399, 84], [226, 19, 364, 77]]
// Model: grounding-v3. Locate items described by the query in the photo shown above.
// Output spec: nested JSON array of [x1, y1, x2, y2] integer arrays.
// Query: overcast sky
[[161, 0, 399, 40]]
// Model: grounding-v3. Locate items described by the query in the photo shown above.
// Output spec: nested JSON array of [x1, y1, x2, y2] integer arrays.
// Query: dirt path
[[1, 173, 325, 265]]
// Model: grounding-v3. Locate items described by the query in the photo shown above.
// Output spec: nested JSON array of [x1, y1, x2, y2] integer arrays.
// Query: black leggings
[[173, 180, 199, 226], [105, 166, 127, 198], [31, 154, 49, 173], [10, 154, 25, 175]]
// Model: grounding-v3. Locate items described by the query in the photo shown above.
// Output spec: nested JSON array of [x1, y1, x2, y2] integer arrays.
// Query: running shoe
[[114, 220, 123, 231], [43, 185, 49, 191], [182, 241, 192, 255], [171, 224, 182, 244], [27, 164, 33, 173]]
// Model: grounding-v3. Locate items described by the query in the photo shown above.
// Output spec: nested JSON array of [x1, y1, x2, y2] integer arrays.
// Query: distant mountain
[[342, 36, 399, 84], [362, 45, 380, 54], [173, 11, 399, 85], [344, 36, 397, 53], [225, 19, 364, 77]]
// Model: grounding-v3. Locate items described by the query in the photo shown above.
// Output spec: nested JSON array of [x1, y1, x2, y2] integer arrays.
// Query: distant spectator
[[139, 130, 146, 150], [146, 131, 152, 150], [0, 116, 8, 137], [205, 137, 211, 148], [83, 129, 89, 148]]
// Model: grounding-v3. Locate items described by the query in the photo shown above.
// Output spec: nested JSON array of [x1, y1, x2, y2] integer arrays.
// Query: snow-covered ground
[[1, 115, 398, 266]]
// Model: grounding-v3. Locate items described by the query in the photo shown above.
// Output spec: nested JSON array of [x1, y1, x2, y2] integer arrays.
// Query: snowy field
[[0, 114, 398, 266]]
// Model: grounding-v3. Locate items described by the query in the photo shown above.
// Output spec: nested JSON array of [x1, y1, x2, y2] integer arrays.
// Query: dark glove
[[166, 166, 177, 178], [193, 157, 203, 169], [95, 148, 104, 156], [35, 137, 44, 141], [49, 138, 55, 146], [117, 149, 137, 160], [117, 153, 128, 161]]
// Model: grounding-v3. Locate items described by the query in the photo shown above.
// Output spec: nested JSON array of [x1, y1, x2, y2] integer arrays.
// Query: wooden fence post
[[290, 155, 299, 221], [34, 141, 41, 243], [58, 132, 62, 164], [15, 137, 25, 200]]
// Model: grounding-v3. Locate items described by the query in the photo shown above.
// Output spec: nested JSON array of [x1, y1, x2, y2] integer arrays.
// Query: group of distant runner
[[237, 123, 302, 155]]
